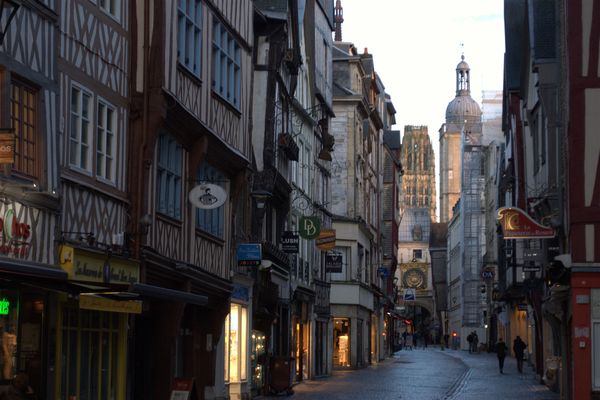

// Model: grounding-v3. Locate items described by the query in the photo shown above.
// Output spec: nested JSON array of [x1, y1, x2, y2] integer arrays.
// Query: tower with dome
[[438, 55, 483, 223]]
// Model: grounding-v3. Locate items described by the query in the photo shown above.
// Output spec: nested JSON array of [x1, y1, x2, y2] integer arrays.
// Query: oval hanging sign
[[189, 184, 227, 209]]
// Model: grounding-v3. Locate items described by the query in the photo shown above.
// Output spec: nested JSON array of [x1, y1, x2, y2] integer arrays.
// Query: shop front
[[56, 244, 142, 399], [291, 287, 314, 382], [226, 282, 252, 400], [0, 199, 67, 399], [333, 318, 350, 368]]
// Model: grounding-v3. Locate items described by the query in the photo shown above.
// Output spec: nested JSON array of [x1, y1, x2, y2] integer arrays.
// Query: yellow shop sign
[[79, 294, 142, 314], [59, 245, 140, 284]]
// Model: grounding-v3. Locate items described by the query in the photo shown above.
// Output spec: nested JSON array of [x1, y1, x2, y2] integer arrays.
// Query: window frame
[[212, 20, 241, 109], [156, 133, 183, 220], [10, 76, 41, 181], [178, 0, 203, 77], [95, 97, 117, 184], [195, 161, 226, 238], [98, 0, 121, 22], [69, 83, 94, 175]]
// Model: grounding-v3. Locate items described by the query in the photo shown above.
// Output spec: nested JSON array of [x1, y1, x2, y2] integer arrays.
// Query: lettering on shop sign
[[74, 260, 138, 284], [0, 298, 9, 315], [0, 209, 31, 257]]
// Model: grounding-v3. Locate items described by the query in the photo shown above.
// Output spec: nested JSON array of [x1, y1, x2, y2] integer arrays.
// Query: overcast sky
[[339, 0, 505, 203]]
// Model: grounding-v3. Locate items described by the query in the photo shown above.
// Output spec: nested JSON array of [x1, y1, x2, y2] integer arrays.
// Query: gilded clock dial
[[403, 268, 425, 289]]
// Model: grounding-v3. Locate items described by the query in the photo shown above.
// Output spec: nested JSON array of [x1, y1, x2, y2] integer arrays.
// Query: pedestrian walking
[[513, 336, 527, 373], [467, 332, 473, 353], [496, 338, 507, 373], [472, 332, 479, 353], [406, 333, 413, 350], [444, 333, 450, 349]]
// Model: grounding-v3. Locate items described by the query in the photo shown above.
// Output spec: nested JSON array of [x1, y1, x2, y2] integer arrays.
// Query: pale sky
[[340, 0, 505, 212]]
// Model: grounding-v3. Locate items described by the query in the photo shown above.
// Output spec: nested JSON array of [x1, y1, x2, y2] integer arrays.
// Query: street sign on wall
[[237, 244, 261, 267], [325, 252, 343, 273]]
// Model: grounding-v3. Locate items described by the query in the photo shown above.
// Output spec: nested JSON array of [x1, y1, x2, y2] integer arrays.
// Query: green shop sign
[[299, 216, 321, 239], [0, 298, 10, 315]]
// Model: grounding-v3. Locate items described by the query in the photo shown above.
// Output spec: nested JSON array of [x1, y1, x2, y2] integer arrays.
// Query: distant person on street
[[513, 336, 527, 373], [472, 332, 479, 353], [444, 333, 450, 349], [496, 338, 507, 373], [467, 332, 473, 353], [405, 333, 413, 350]]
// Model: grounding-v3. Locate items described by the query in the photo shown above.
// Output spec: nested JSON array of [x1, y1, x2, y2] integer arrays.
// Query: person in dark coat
[[513, 336, 527, 373], [467, 332, 473, 353], [496, 338, 508, 373]]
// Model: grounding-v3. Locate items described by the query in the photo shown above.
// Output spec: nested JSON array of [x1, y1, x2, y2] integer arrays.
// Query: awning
[[129, 283, 208, 306], [0, 259, 68, 280]]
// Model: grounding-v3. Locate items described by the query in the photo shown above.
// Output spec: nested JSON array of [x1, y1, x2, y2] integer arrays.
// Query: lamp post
[[0, 0, 20, 45]]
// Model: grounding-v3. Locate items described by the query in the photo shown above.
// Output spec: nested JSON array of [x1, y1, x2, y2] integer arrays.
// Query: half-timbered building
[[0, 1, 63, 398], [56, 0, 137, 398], [128, 1, 253, 399]]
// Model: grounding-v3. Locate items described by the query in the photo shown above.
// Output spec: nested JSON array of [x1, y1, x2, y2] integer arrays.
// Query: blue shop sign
[[232, 284, 249, 302], [237, 243, 262, 267]]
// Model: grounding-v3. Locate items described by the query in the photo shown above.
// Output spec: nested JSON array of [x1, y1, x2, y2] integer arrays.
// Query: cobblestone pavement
[[263, 348, 559, 400]]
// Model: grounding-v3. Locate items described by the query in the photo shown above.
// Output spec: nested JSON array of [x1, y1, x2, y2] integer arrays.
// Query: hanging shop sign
[[280, 231, 299, 253], [496, 207, 555, 239], [480, 268, 495, 281], [325, 252, 343, 273], [237, 243, 262, 267], [58, 245, 140, 284], [316, 229, 336, 251], [0, 130, 15, 164], [299, 216, 320, 239], [188, 183, 227, 209]]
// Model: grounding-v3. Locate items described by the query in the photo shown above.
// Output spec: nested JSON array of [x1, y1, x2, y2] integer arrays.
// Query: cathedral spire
[[334, 0, 344, 41]]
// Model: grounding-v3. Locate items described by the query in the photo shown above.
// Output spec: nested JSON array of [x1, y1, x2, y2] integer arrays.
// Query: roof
[[383, 130, 401, 149], [445, 95, 482, 122], [429, 223, 448, 248]]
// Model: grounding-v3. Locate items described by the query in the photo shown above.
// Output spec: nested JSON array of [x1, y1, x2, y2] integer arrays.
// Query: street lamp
[[0, 0, 20, 45], [251, 190, 272, 209]]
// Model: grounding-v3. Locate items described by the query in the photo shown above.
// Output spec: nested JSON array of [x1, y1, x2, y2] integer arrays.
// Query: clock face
[[403, 268, 426, 289]]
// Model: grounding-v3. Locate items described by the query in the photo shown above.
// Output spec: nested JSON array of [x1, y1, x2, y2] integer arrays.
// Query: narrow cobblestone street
[[265, 348, 559, 400]]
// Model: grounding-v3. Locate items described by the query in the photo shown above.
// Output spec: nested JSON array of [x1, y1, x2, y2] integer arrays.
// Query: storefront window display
[[0, 289, 45, 395], [333, 318, 350, 367], [251, 330, 266, 389], [58, 307, 127, 400], [225, 303, 248, 382]]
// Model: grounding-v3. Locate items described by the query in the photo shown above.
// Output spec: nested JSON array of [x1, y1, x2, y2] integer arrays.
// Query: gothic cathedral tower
[[438, 56, 482, 223], [400, 125, 437, 222]]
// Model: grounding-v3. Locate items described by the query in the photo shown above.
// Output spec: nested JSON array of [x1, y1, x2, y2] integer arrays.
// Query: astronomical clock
[[401, 264, 428, 289]]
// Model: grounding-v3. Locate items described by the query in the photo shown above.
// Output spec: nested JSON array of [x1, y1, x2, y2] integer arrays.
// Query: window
[[225, 303, 248, 382], [96, 100, 116, 182], [178, 0, 202, 76], [413, 249, 422, 260], [11, 78, 39, 179], [212, 20, 241, 108], [99, 0, 120, 20], [70, 85, 120, 183], [157, 134, 183, 219], [196, 162, 225, 237]]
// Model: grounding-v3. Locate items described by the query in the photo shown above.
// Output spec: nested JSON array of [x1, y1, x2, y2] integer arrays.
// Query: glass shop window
[[225, 303, 248, 383], [0, 290, 45, 395]]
